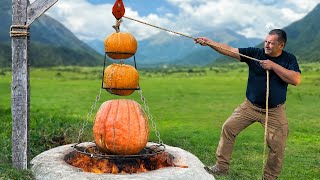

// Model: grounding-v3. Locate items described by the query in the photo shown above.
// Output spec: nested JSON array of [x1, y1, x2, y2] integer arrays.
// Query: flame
[[138, 163, 147, 173], [65, 151, 179, 174], [91, 168, 103, 174]]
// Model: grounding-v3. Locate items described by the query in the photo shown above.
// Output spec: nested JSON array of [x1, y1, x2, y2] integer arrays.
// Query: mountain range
[[87, 3, 320, 66], [1, 1, 319, 67], [213, 3, 320, 64], [283, 3, 320, 62], [0, 0, 102, 67]]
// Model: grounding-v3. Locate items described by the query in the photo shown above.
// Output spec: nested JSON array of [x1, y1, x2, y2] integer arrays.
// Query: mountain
[[283, 3, 320, 62], [0, 0, 102, 67], [86, 28, 262, 67], [143, 3, 320, 65], [3, 0, 318, 68], [249, 3, 320, 63]]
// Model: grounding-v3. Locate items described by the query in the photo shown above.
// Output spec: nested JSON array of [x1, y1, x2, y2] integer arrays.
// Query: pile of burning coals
[[64, 144, 187, 174]]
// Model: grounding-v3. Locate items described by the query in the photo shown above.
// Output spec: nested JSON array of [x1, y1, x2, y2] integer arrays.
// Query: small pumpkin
[[103, 63, 139, 96], [93, 99, 149, 155], [104, 32, 137, 59]]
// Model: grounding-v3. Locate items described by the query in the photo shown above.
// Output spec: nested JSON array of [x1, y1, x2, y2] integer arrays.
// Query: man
[[194, 29, 301, 180]]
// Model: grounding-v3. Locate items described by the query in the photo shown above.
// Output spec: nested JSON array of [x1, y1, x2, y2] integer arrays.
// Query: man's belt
[[252, 102, 285, 109]]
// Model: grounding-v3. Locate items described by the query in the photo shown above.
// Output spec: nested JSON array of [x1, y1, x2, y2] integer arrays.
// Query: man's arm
[[195, 37, 241, 60], [260, 60, 301, 86]]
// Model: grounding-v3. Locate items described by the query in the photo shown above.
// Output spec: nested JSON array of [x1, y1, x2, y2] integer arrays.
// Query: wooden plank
[[11, 0, 30, 169], [12, 0, 59, 170], [26, 0, 59, 26]]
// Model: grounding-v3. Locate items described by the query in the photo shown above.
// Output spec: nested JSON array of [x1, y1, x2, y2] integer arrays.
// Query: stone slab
[[31, 142, 215, 180]]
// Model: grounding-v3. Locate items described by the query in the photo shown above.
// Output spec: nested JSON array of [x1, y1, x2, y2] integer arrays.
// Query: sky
[[31, 0, 320, 42]]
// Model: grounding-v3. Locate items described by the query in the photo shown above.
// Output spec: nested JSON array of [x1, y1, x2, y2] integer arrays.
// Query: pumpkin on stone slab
[[103, 63, 139, 96], [104, 32, 137, 59], [93, 99, 149, 155]]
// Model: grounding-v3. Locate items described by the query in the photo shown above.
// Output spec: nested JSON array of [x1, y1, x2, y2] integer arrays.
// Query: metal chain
[[77, 88, 103, 143], [138, 89, 163, 145]]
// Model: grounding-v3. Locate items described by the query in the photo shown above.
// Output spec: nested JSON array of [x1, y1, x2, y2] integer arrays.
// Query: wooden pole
[[27, 0, 59, 26], [11, 0, 58, 169], [11, 0, 30, 170]]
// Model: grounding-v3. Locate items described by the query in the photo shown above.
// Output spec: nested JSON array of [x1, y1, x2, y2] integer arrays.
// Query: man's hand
[[260, 60, 301, 85], [259, 60, 274, 70], [194, 37, 211, 46]]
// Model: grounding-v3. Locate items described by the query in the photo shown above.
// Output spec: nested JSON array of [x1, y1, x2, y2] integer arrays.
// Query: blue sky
[[38, 0, 320, 42], [87, 0, 179, 16]]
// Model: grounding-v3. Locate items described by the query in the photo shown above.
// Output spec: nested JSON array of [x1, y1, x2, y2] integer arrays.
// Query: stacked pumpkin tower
[[93, 25, 150, 155], [103, 28, 139, 96]]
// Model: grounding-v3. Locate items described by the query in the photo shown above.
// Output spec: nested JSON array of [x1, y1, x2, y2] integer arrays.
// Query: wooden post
[[11, 0, 30, 170], [11, 0, 58, 169]]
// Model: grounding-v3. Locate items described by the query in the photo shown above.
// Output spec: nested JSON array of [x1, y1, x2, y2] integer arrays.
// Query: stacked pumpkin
[[93, 31, 149, 155], [93, 99, 149, 155], [103, 32, 139, 96]]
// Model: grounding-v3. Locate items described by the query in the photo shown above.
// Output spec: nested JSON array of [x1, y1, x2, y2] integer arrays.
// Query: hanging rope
[[263, 70, 270, 176], [123, 15, 270, 176], [10, 25, 30, 37]]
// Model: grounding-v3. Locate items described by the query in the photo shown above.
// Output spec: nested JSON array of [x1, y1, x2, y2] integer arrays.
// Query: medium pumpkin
[[103, 63, 139, 96], [93, 99, 149, 155], [104, 32, 137, 59]]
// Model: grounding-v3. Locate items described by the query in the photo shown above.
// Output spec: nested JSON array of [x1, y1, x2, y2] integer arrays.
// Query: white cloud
[[40, 0, 319, 42], [285, 0, 320, 11], [45, 0, 113, 41], [166, 0, 319, 38], [44, 0, 174, 41], [281, 8, 306, 22], [122, 10, 173, 40]]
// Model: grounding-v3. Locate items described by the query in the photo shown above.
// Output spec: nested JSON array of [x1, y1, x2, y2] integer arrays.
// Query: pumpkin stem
[[112, 19, 123, 33]]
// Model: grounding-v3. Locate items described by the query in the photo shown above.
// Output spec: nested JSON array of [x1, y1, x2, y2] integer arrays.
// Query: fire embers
[[65, 151, 176, 174]]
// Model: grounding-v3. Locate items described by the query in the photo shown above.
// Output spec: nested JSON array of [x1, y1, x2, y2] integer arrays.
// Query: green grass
[[0, 64, 319, 179]]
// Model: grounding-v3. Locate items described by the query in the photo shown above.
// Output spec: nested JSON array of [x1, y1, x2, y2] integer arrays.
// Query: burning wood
[[64, 150, 184, 174]]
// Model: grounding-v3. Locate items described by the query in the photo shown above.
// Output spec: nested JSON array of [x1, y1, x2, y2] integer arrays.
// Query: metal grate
[[72, 142, 166, 160]]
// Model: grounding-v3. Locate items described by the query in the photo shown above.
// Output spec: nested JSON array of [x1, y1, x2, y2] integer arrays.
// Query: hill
[[284, 3, 320, 62], [214, 3, 320, 64], [250, 3, 320, 62], [0, 0, 102, 67]]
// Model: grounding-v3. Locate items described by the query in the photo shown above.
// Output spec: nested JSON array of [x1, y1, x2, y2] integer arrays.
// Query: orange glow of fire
[[65, 151, 186, 174]]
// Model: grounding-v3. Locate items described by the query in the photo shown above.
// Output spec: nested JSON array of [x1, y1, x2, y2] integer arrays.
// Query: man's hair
[[269, 29, 287, 46]]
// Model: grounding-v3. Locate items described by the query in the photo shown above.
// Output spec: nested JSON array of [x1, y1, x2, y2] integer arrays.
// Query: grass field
[[0, 63, 319, 179]]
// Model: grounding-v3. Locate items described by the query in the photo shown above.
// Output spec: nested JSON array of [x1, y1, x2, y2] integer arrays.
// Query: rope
[[262, 71, 270, 176], [123, 15, 270, 177], [123, 15, 194, 39], [123, 15, 260, 62], [10, 25, 30, 37]]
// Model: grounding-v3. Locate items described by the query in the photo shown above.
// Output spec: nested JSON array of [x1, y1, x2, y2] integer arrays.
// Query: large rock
[[31, 142, 215, 180]]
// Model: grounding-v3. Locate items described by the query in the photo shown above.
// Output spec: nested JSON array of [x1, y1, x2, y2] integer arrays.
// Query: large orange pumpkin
[[93, 99, 149, 155], [104, 32, 137, 59], [103, 63, 139, 96]]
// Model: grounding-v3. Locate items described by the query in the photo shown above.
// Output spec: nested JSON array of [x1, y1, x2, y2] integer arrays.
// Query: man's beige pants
[[216, 99, 288, 180]]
